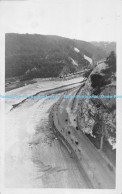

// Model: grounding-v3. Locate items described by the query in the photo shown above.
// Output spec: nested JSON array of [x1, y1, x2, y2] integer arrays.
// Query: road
[[5, 76, 115, 188], [51, 85, 115, 189]]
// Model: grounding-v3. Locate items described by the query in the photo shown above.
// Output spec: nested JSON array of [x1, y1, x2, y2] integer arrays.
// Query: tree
[[106, 51, 116, 72], [89, 98, 116, 151]]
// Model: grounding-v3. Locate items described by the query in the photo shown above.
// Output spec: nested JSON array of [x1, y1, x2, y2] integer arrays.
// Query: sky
[[0, 0, 121, 41]]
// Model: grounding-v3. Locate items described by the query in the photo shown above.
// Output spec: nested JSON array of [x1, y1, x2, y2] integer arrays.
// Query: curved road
[[5, 77, 115, 188], [51, 85, 115, 189]]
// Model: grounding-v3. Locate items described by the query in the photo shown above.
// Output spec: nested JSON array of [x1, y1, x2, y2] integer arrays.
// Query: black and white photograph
[[0, 0, 122, 192]]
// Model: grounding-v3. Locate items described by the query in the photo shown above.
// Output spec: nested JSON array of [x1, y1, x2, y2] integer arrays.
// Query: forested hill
[[5, 33, 115, 79], [91, 41, 116, 55]]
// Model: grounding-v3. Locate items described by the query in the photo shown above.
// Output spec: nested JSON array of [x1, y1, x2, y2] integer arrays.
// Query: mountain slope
[[90, 41, 116, 55], [5, 33, 113, 79]]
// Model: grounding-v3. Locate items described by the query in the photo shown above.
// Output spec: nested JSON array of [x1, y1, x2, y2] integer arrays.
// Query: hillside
[[91, 41, 116, 55], [5, 33, 114, 79]]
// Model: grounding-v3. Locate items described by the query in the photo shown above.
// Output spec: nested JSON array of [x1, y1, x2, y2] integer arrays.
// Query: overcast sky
[[0, 0, 121, 41]]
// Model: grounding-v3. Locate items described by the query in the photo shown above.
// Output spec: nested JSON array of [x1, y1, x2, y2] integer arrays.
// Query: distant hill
[[5, 33, 115, 79], [90, 41, 116, 55]]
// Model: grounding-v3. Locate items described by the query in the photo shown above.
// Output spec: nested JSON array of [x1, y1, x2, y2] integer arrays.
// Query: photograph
[[0, 0, 120, 191]]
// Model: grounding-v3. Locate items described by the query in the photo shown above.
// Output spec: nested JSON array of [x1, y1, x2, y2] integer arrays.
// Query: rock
[[78, 62, 116, 149]]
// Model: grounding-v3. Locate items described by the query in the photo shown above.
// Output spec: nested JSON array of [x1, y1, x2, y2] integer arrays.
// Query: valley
[[4, 33, 116, 189]]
